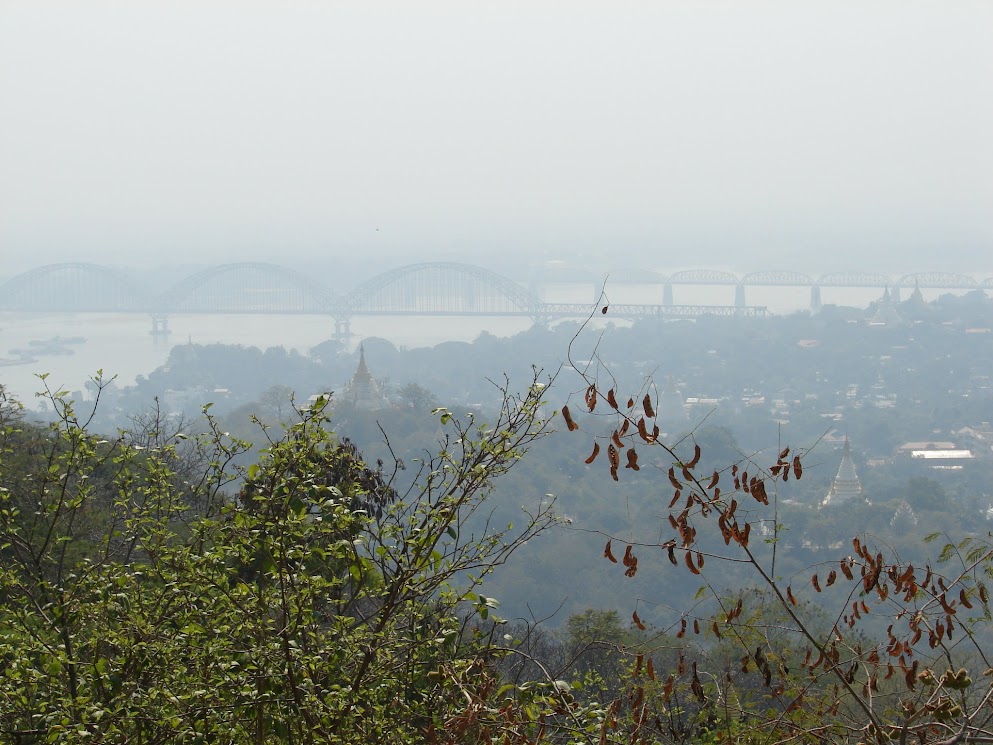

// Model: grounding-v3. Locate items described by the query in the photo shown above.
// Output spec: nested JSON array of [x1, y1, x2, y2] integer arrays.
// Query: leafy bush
[[0, 376, 557, 743]]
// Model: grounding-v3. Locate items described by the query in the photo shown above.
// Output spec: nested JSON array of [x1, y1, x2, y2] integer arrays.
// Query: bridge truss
[[1, 262, 989, 322]]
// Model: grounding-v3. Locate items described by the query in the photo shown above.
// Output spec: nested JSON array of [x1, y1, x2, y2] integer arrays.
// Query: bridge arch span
[[344, 262, 542, 318], [0, 263, 149, 312], [160, 263, 336, 314], [817, 272, 893, 287], [895, 272, 979, 290], [667, 269, 739, 285], [741, 270, 816, 286]]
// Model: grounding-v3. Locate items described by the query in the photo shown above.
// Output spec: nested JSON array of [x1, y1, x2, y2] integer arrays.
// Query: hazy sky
[[1, 1, 991, 276]]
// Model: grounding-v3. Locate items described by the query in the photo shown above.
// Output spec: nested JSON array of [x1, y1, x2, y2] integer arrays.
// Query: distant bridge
[[1, 262, 989, 336]]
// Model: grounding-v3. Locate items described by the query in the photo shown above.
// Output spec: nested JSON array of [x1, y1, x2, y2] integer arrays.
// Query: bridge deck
[[0, 261, 987, 317]]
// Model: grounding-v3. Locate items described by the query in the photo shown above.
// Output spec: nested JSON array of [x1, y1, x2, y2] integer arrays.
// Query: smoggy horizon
[[2, 2, 991, 276]]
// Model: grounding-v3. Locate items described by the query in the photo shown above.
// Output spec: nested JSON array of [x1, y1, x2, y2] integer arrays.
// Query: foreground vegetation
[[0, 377, 561, 742], [1, 357, 992, 743]]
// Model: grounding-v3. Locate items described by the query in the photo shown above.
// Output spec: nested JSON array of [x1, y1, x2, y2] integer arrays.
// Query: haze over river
[[0, 285, 946, 405]]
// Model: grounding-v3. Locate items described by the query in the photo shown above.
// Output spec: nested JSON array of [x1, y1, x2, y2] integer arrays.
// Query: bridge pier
[[333, 317, 352, 346], [663, 283, 673, 306], [891, 286, 901, 303], [810, 285, 822, 313], [734, 284, 746, 308], [149, 314, 170, 337]]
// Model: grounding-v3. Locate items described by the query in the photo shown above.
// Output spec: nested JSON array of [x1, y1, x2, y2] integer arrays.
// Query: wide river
[[0, 284, 929, 405]]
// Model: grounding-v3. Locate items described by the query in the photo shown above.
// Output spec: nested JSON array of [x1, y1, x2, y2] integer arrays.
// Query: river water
[[0, 284, 933, 405], [0, 312, 534, 404]]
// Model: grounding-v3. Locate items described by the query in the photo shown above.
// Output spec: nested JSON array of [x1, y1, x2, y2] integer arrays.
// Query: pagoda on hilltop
[[344, 345, 385, 410], [822, 437, 865, 507], [869, 287, 903, 326]]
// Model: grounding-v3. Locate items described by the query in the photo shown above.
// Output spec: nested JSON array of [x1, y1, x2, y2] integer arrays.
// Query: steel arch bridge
[[741, 270, 817, 286], [342, 262, 544, 319], [667, 269, 739, 285], [2, 261, 992, 322], [0, 263, 151, 312], [816, 272, 894, 288], [158, 263, 336, 314], [894, 272, 980, 290]]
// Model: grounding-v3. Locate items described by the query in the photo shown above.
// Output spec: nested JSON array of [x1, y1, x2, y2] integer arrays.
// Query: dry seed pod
[[604, 540, 617, 563], [561, 405, 579, 431], [584, 441, 600, 464]]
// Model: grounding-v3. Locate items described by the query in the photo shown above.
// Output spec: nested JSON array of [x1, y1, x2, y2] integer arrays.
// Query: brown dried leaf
[[633, 610, 646, 631], [585, 441, 601, 464], [607, 388, 619, 409], [607, 443, 620, 469], [643, 394, 656, 419], [631, 686, 644, 710], [585, 384, 597, 412], [792, 455, 803, 480], [604, 540, 617, 563], [685, 551, 701, 575], [623, 545, 635, 567], [687, 443, 702, 469], [637, 417, 650, 442], [626, 448, 640, 470], [938, 593, 956, 615], [691, 663, 706, 702], [562, 405, 579, 431]]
